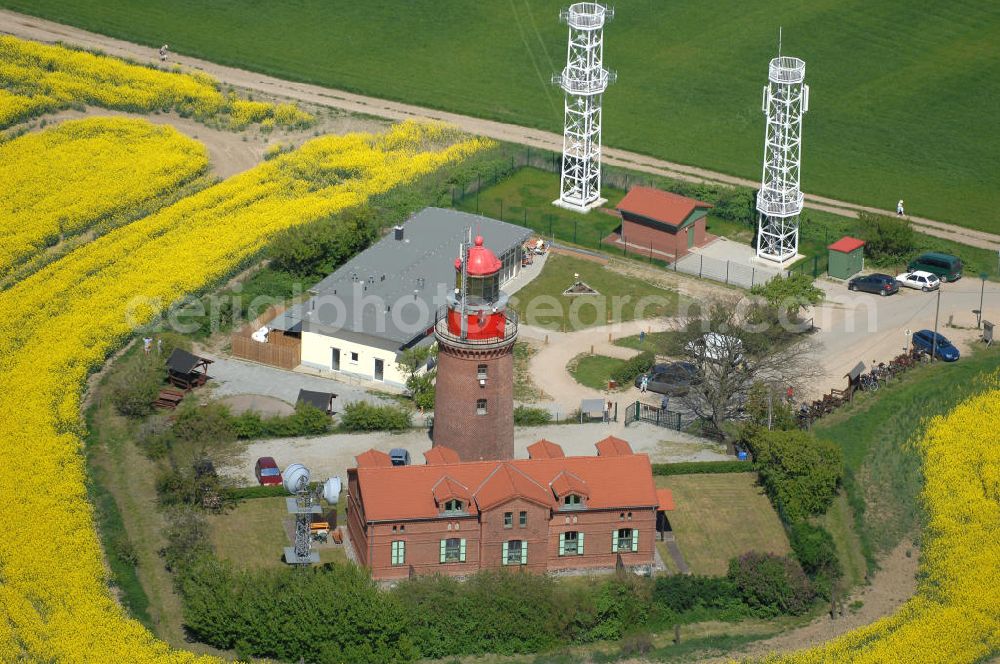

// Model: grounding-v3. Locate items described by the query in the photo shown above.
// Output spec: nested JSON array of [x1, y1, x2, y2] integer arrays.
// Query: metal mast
[[756, 52, 809, 263], [553, 3, 615, 212]]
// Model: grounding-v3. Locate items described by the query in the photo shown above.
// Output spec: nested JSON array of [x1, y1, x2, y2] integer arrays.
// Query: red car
[[254, 456, 283, 486]]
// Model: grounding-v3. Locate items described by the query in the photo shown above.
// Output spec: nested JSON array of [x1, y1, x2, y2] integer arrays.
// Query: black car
[[635, 362, 701, 396], [848, 273, 899, 296]]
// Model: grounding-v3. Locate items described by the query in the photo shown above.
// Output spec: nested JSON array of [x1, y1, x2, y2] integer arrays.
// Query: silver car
[[895, 270, 940, 292]]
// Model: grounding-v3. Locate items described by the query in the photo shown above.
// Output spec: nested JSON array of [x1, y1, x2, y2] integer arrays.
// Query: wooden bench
[[154, 388, 185, 409]]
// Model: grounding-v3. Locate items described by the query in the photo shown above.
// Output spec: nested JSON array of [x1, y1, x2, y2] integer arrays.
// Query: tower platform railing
[[553, 67, 615, 95], [768, 56, 806, 83], [756, 191, 804, 217], [561, 3, 612, 29], [434, 306, 518, 347]]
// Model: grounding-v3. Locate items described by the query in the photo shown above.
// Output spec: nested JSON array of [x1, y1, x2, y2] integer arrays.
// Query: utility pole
[[931, 287, 942, 360]]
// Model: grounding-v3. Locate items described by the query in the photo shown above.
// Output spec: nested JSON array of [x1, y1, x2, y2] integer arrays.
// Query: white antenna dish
[[283, 463, 310, 495], [322, 477, 342, 504]]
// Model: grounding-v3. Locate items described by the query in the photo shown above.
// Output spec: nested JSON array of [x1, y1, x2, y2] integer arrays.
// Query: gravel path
[[2, 9, 997, 251]]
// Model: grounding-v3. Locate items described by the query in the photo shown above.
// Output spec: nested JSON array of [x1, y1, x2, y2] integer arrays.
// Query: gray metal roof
[[287, 208, 531, 349]]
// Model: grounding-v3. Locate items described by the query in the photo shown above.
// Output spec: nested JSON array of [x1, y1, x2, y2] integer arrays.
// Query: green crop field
[[4, 0, 999, 229]]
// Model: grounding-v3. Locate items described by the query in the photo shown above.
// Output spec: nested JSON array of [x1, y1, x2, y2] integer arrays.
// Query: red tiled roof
[[354, 453, 658, 521], [595, 436, 633, 457], [431, 476, 475, 511], [550, 470, 590, 498], [656, 488, 675, 511], [463, 235, 502, 276], [355, 449, 393, 468], [526, 439, 565, 459], [828, 236, 866, 253], [617, 186, 712, 227], [424, 446, 461, 465]]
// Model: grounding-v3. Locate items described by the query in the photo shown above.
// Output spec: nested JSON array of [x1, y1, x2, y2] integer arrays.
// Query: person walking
[[640, 375, 648, 394], [896, 199, 905, 216], [660, 395, 669, 412], [142, 337, 153, 355], [156, 337, 163, 355], [159, 44, 169, 63]]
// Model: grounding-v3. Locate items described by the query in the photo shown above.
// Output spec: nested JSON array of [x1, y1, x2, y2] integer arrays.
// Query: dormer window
[[443, 499, 464, 514], [561, 493, 585, 510]]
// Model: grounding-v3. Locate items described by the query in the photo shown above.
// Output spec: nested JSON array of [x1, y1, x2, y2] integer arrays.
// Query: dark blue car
[[911, 329, 960, 362]]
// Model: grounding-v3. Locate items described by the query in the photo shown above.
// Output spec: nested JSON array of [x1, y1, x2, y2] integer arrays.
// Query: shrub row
[[513, 405, 553, 426], [339, 401, 412, 431], [651, 460, 752, 476]]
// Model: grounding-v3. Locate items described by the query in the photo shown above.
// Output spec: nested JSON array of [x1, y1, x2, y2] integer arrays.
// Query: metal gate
[[624, 401, 682, 430]]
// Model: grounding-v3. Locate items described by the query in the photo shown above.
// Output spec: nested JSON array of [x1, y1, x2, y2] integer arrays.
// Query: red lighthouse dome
[[464, 235, 502, 276]]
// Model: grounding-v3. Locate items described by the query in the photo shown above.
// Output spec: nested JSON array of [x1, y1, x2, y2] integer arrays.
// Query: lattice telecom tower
[[756, 52, 809, 263], [553, 3, 615, 212]]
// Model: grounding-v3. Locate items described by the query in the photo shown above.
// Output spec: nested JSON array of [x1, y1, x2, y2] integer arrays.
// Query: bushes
[[232, 402, 331, 438], [789, 521, 842, 598], [727, 552, 814, 617], [651, 460, 751, 476], [749, 428, 843, 521], [858, 211, 917, 265], [267, 205, 379, 279], [652, 575, 746, 619], [107, 351, 164, 418], [339, 401, 412, 431], [610, 351, 655, 385], [513, 405, 553, 426], [178, 557, 414, 663]]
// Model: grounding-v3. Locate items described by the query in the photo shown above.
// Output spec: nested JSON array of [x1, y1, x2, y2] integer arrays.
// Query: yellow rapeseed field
[[764, 375, 1000, 663], [0, 121, 490, 662], [0, 35, 313, 129], [0, 117, 209, 275]]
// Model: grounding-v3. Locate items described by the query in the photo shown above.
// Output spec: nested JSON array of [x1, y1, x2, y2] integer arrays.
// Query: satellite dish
[[283, 463, 310, 494], [323, 477, 342, 504]]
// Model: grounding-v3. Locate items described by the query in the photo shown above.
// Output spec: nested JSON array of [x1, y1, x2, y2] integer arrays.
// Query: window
[[519, 511, 527, 527], [611, 528, 639, 553], [502, 540, 527, 565], [391, 540, 406, 566], [476, 399, 488, 415], [503, 512, 513, 528], [477, 364, 488, 380], [443, 499, 463, 514], [559, 531, 584, 556], [350, 351, 359, 364], [563, 494, 582, 508], [440, 537, 466, 563]]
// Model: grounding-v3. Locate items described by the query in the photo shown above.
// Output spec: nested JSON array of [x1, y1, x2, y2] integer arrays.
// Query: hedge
[[651, 460, 752, 476]]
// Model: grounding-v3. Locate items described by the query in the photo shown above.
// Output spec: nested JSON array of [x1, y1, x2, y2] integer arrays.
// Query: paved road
[[2, 9, 998, 252]]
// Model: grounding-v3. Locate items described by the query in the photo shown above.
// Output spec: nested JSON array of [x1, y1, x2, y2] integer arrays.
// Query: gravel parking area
[[225, 420, 728, 486]]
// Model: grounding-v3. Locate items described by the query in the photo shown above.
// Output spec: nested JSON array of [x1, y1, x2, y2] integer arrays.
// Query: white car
[[896, 270, 940, 292]]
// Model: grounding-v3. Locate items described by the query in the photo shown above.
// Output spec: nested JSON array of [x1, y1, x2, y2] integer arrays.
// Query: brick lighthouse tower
[[432, 234, 517, 461]]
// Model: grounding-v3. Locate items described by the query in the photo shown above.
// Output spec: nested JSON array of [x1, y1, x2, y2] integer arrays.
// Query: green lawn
[[511, 252, 679, 330], [205, 496, 347, 569], [567, 353, 627, 391], [7, 0, 998, 229], [615, 330, 683, 355], [655, 473, 790, 576], [456, 167, 627, 252], [813, 345, 1000, 566]]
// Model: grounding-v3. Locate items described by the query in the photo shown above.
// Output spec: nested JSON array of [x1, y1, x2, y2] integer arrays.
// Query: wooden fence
[[231, 305, 302, 370]]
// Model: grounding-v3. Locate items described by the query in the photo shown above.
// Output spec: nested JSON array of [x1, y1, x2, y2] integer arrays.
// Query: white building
[[269, 208, 531, 389]]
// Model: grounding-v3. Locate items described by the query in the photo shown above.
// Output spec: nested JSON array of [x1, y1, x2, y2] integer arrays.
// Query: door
[[331, 348, 340, 371], [687, 226, 695, 249], [374, 358, 384, 382]]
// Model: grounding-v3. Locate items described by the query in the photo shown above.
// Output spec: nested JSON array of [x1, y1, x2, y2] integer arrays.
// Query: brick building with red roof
[[603, 186, 714, 260], [346, 440, 666, 580]]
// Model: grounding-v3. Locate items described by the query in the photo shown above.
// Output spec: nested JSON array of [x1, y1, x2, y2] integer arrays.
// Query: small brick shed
[[606, 186, 713, 259], [828, 236, 866, 279]]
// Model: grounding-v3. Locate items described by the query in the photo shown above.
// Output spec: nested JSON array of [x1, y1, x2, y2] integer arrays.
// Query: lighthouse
[[432, 234, 518, 461]]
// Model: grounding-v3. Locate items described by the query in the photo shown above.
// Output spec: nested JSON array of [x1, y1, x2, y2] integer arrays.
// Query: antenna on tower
[[459, 227, 471, 340], [755, 46, 808, 263], [282, 463, 321, 565], [552, 3, 615, 212]]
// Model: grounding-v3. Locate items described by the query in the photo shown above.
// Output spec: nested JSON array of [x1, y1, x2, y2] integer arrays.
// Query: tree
[[267, 205, 378, 278], [727, 552, 814, 616], [858, 211, 916, 264], [107, 351, 164, 418], [748, 428, 843, 520], [665, 299, 819, 439], [396, 344, 437, 410], [750, 273, 824, 322]]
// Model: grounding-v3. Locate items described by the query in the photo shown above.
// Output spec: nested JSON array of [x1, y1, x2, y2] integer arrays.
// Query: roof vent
[[394, 225, 404, 241]]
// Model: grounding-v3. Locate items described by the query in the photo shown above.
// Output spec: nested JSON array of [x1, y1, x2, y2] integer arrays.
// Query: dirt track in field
[[2, 9, 999, 251]]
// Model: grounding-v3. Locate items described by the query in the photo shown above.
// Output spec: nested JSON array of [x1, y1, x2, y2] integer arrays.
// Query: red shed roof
[[617, 186, 712, 227], [352, 452, 657, 522], [595, 436, 634, 457], [527, 439, 565, 459], [656, 488, 675, 511], [828, 236, 866, 253], [355, 449, 393, 468], [461, 235, 502, 276], [424, 446, 462, 465]]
